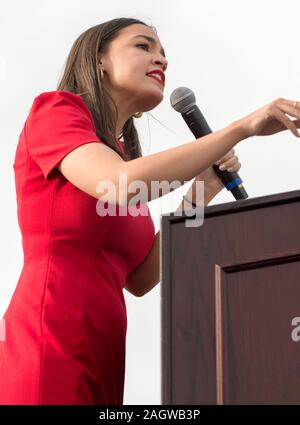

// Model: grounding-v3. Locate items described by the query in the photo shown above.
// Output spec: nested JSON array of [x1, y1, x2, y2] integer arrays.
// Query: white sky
[[0, 0, 300, 404]]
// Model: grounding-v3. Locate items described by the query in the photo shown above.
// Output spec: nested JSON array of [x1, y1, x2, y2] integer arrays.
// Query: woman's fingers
[[281, 99, 300, 119], [273, 98, 300, 136], [214, 148, 242, 172], [227, 162, 241, 172], [271, 105, 300, 137], [239, 97, 300, 138], [214, 149, 235, 165], [276, 98, 300, 121], [293, 119, 300, 128], [218, 155, 239, 170]]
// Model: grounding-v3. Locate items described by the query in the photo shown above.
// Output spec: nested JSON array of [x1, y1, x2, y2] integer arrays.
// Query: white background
[[0, 0, 299, 404]]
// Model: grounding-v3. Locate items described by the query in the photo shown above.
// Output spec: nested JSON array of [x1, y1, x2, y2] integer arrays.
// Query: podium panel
[[161, 190, 300, 404]]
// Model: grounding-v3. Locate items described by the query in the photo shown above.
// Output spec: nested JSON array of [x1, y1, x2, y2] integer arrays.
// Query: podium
[[160, 189, 300, 405]]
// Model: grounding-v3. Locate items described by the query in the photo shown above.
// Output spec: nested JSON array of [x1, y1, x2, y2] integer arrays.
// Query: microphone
[[170, 87, 248, 200]]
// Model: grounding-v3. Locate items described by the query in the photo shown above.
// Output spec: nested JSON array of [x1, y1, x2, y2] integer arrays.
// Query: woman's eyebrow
[[131, 34, 166, 58]]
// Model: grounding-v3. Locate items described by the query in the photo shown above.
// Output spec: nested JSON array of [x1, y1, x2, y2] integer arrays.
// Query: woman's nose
[[153, 56, 168, 71]]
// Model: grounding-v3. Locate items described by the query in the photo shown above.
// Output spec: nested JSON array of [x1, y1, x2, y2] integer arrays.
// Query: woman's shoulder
[[33, 90, 84, 105], [29, 90, 92, 118]]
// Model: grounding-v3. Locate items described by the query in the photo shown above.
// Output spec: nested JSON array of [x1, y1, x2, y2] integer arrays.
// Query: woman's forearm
[[121, 120, 246, 205]]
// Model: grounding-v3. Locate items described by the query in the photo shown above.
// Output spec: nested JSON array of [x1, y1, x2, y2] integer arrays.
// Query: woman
[[0, 17, 299, 405]]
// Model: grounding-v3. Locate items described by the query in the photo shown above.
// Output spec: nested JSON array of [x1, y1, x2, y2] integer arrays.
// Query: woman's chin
[[138, 90, 164, 111]]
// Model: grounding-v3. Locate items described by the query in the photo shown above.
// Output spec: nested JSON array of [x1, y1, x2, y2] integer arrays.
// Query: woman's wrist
[[195, 171, 224, 196], [183, 177, 222, 207], [204, 174, 224, 195], [182, 194, 198, 208], [229, 118, 251, 141]]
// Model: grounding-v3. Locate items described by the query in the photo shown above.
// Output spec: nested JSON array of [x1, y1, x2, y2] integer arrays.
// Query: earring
[[133, 112, 143, 118], [99, 61, 104, 80]]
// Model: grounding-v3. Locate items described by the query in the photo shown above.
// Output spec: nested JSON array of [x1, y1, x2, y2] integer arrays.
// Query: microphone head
[[170, 87, 196, 113]]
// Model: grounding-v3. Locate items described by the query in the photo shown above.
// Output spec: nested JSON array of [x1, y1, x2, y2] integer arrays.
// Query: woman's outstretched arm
[[57, 97, 300, 206]]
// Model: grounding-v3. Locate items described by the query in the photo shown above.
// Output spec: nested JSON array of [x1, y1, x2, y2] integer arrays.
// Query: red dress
[[0, 91, 155, 404]]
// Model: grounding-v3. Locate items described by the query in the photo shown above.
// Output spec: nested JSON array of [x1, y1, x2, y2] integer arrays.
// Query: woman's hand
[[236, 98, 300, 139], [195, 148, 241, 193]]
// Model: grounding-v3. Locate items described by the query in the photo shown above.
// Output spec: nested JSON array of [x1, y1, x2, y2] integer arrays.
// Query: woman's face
[[100, 24, 168, 115]]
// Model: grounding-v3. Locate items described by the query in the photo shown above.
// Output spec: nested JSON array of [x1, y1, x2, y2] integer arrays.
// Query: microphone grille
[[170, 87, 196, 113]]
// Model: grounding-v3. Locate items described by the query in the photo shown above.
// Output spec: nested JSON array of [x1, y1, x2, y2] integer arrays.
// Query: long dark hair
[[57, 18, 157, 161]]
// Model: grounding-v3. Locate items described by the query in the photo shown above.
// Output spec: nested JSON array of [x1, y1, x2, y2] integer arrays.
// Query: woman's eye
[[136, 43, 150, 51]]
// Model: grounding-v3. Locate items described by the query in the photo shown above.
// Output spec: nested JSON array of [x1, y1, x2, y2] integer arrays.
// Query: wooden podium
[[160, 189, 300, 405]]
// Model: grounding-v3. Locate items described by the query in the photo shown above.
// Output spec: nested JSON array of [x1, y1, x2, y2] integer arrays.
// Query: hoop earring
[[133, 112, 143, 118]]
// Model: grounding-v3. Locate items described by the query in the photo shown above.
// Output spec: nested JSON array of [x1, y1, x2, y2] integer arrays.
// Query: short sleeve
[[25, 90, 104, 180]]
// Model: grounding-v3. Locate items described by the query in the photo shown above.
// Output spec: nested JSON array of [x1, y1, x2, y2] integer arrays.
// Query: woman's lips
[[147, 75, 165, 86]]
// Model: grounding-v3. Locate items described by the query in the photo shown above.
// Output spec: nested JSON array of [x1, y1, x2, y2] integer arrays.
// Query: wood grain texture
[[161, 189, 300, 405]]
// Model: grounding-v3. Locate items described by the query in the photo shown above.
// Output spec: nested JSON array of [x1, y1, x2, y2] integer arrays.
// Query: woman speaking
[[0, 17, 299, 405]]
